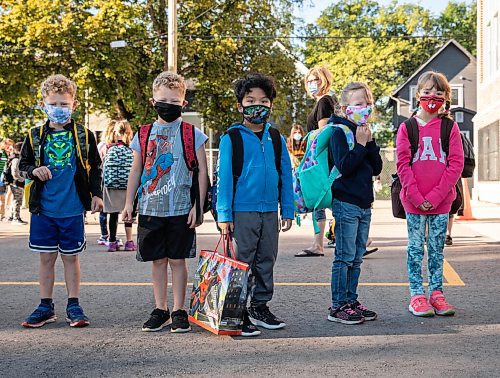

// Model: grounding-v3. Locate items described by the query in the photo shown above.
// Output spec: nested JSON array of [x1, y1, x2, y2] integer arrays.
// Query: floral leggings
[[406, 213, 448, 296]]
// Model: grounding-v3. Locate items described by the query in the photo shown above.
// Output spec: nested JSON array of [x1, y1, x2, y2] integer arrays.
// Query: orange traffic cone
[[457, 178, 475, 220]]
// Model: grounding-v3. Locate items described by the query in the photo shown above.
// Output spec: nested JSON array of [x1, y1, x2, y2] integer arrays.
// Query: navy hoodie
[[328, 114, 383, 209]]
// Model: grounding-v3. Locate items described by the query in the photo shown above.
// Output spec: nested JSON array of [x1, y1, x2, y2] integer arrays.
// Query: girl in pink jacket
[[396, 71, 464, 318]]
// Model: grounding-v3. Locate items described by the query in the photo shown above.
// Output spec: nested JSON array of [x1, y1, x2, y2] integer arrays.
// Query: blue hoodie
[[216, 123, 294, 222]]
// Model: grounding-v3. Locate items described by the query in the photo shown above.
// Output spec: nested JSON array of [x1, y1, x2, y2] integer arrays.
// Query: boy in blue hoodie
[[216, 73, 294, 337]]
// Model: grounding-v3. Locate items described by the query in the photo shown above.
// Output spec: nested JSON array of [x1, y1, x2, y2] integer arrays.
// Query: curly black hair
[[234, 73, 277, 104]]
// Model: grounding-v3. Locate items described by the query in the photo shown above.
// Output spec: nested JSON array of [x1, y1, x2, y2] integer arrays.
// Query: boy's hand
[[122, 204, 133, 223], [32, 166, 52, 181], [281, 218, 292, 232], [91, 196, 103, 214], [356, 126, 371, 146], [187, 206, 203, 228], [218, 222, 234, 235]]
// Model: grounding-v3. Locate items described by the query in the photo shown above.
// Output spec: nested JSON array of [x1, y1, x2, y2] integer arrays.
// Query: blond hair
[[153, 71, 187, 96], [340, 82, 374, 106], [113, 119, 134, 145], [102, 120, 117, 144], [0, 138, 14, 152], [40, 74, 77, 99], [305, 66, 333, 98]]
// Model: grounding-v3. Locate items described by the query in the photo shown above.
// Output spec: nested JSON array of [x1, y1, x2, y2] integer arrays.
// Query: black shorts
[[136, 214, 196, 262]]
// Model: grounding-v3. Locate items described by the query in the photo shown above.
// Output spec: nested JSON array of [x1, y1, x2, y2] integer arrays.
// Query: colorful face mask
[[293, 133, 302, 141], [345, 105, 372, 126], [154, 101, 182, 123], [43, 104, 72, 124], [419, 95, 444, 113], [242, 104, 270, 125], [308, 81, 319, 96]]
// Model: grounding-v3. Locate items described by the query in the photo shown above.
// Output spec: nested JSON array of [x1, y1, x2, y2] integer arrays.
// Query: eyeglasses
[[306, 78, 320, 84]]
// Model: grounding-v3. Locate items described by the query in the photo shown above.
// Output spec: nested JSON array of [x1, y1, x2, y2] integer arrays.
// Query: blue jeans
[[406, 213, 448, 296], [331, 199, 371, 308]]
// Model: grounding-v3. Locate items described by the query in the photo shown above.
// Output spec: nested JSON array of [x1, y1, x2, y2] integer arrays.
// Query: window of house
[[478, 121, 500, 181], [455, 111, 464, 123]]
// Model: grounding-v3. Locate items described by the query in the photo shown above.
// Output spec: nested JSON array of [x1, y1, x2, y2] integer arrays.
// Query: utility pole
[[168, 0, 177, 73]]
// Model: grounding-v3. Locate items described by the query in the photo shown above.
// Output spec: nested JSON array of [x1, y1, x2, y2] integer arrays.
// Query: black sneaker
[[241, 310, 261, 337], [328, 303, 365, 324], [142, 308, 170, 332], [350, 301, 377, 321], [248, 304, 286, 330], [170, 309, 191, 333], [445, 235, 453, 246]]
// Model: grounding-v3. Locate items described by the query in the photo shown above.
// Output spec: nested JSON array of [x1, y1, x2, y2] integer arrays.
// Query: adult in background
[[295, 65, 338, 257]]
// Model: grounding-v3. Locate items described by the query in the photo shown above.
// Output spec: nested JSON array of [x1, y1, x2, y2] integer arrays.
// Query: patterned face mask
[[345, 105, 372, 126], [44, 104, 72, 124], [242, 104, 271, 125]]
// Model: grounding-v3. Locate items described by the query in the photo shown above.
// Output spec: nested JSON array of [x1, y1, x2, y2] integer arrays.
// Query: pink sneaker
[[107, 241, 119, 252], [409, 294, 435, 317], [429, 291, 455, 316], [124, 241, 136, 251]]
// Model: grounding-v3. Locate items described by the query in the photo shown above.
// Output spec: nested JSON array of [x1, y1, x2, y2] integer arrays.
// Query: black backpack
[[460, 133, 475, 178], [391, 117, 459, 219], [2, 157, 15, 185]]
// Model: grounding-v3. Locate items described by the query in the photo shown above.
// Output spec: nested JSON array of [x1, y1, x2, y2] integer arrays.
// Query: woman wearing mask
[[295, 65, 338, 257]]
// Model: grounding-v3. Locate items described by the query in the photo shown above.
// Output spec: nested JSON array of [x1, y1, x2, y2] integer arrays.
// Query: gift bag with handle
[[188, 235, 249, 335]]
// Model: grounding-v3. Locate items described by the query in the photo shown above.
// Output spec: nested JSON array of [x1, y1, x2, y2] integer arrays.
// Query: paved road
[[0, 202, 499, 377]]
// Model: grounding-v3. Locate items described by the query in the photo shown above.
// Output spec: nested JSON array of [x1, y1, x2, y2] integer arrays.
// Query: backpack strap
[[404, 118, 419, 166], [180, 121, 199, 171], [28, 125, 43, 167], [227, 128, 244, 192], [440, 117, 454, 159], [73, 124, 89, 172], [138, 124, 153, 166], [268, 127, 282, 175]]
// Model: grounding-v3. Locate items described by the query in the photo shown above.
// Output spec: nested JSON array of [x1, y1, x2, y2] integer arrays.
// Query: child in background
[[102, 119, 135, 252], [286, 124, 307, 170], [8, 142, 27, 224], [396, 71, 463, 317], [328, 82, 382, 324], [0, 139, 14, 221]]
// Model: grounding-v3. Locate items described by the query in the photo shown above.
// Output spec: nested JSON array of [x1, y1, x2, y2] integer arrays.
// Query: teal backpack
[[293, 123, 355, 233]]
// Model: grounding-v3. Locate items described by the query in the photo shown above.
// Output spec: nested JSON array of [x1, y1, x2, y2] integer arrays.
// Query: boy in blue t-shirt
[[19, 74, 103, 328]]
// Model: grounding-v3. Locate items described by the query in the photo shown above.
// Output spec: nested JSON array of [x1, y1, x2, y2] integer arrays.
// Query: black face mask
[[153, 101, 182, 123]]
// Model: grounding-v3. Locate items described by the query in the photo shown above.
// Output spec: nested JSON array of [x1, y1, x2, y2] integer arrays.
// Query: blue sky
[[294, 0, 475, 25]]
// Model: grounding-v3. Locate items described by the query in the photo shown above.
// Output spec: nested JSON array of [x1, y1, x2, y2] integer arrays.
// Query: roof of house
[[392, 39, 476, 97]]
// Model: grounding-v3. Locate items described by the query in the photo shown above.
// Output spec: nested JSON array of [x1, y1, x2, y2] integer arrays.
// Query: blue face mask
[[43, 104, 72, 124], [308, 81, 319, 96]]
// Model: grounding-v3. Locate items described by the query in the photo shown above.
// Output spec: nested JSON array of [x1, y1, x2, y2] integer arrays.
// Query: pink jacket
[[396, 117, 464, 215]]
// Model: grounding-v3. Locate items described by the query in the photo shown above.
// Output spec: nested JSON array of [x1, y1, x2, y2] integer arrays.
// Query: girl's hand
[[122, 204, 133, 223], [356, 126, 371, 146]]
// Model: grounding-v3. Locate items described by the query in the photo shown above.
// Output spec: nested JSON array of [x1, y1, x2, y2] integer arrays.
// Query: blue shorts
[[29, 213, 86, 255]]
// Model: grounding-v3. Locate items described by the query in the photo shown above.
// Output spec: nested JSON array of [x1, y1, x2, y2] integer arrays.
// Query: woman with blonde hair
[[296, 65, 339, 257], [101, 119, 136, 252]]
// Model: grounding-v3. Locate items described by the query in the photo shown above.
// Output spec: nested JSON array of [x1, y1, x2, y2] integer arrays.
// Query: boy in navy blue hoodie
[[327, 82, 383, 325], [216, 73, 294, 337]]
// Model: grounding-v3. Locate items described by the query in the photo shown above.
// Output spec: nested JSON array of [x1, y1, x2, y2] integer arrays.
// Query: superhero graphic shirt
[[39, 129, 84, 218], [130, 119, 208, 217]]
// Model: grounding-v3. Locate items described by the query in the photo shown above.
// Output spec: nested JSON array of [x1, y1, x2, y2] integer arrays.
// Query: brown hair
[[340, 82, 374, 107], [305, 66, 333, 98], [102, 120, 117, 144], [153, 71, 187, 96], [287, 124, 306, 151], [413, 71, 452, 119], [40, 74, 77, 99]]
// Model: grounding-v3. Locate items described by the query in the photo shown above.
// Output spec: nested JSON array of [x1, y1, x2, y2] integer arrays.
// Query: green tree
[[0, 0, 307, 139], [436, 1, 477, 55], [302, 0, 476, 147]]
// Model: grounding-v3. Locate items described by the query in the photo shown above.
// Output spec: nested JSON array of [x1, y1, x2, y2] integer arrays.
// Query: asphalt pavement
[[0, 201, 499, 377]]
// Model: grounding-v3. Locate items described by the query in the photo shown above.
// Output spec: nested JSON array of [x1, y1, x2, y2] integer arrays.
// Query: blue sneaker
[[66, 304, 90, 327], [22, 303, 57, 328]]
